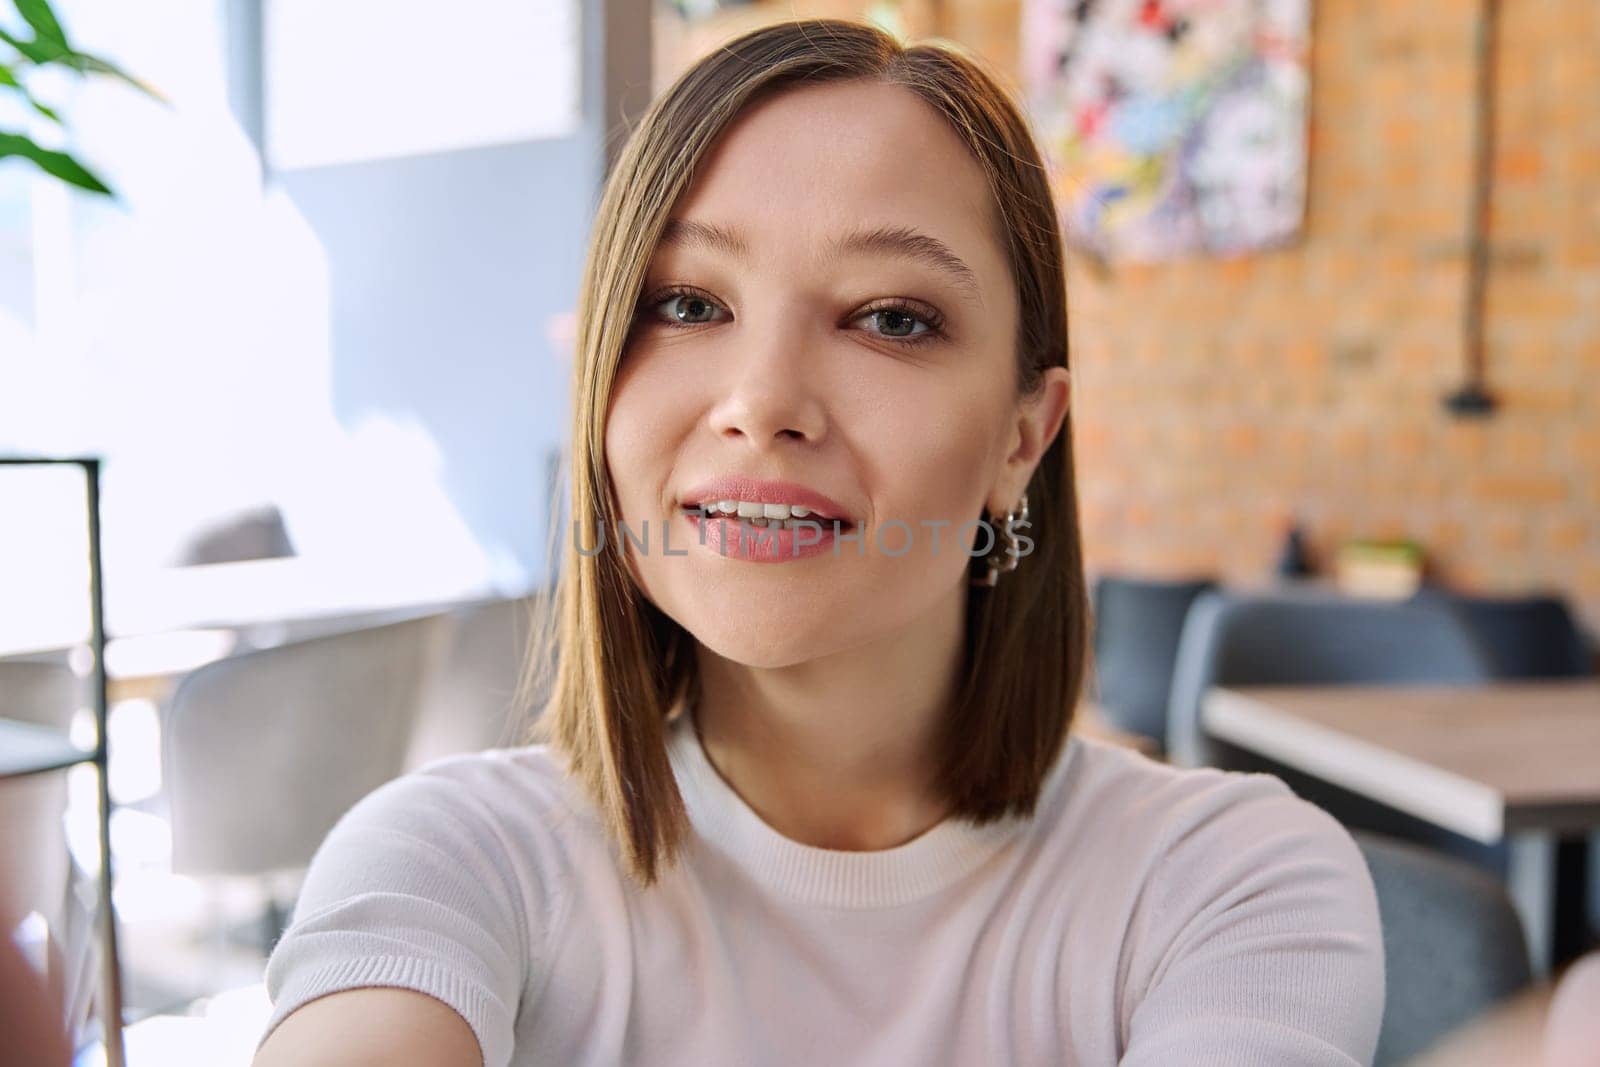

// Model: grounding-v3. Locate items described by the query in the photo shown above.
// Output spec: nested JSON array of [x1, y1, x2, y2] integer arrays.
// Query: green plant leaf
[[14, 0, 70, 48], [0, 26, 163, 103], [0, 63, 63, 121], [0, 129, 111, 195], [0, 25, 66, 64], [69, 50, 167, 103]]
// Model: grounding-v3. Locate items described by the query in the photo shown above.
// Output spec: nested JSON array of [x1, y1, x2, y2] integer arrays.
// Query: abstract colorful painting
[[1022, 0, 1312, 262]]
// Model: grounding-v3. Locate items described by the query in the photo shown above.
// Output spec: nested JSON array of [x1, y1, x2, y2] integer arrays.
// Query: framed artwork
[[1022, 0, 1313, 262]]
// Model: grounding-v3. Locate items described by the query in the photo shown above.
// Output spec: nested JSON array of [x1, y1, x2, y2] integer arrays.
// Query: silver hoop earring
[[972, 491, 1030, 588]]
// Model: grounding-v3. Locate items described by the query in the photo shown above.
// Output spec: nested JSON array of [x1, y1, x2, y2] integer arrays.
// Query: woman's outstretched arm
[[253, 986, 480, 1067], [251, 758, 552, 1067]]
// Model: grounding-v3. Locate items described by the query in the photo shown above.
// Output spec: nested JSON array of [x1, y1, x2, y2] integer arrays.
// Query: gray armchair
[[403, 592, 553, 771], [1411, 589, 1594, 680], [1165, 588, 1495, 770], [1089, 574, 1216, 752], [161, 612, 454, 954], [1165, 588, 1507, 876], [1355, 831, 1531, 1066]]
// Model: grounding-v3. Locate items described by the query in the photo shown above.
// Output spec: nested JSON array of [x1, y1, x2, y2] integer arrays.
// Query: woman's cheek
[[606, 372, 694, 511], [880, 409, 997, 527]]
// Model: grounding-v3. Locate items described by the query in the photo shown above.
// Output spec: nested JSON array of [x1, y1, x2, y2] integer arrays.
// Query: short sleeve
[[256, 763, 535, 1067], [1119, 778, 1386, 1067]]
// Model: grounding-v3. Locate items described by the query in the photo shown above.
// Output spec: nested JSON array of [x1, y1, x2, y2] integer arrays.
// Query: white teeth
[[693, 499, 844, 524], [745, 517, 824, 530]]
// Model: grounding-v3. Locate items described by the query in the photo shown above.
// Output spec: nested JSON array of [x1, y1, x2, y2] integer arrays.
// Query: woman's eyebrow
[[657, 218, 982, 303]]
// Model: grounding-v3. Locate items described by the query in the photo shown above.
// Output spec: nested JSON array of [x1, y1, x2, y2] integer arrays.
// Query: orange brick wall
[[1060, 0, 1599, 642], [657, 0, 1600, 641]]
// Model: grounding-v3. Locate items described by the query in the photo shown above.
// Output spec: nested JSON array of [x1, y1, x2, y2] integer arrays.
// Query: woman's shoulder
[[400, 740, 590, 821], [285, 741, 595, 907], [337, 740, 608, 878], [1034, 731, 1381, 937], [280, 738, 616, 946], [262, 741, 597, 1066], [1044, 731, 1366, 866]]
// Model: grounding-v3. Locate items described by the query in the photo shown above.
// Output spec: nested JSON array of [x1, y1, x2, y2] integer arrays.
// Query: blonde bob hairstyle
[[520, 17, 1090, 888]]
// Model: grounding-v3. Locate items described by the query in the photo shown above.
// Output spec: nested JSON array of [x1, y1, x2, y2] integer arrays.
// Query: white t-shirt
[[258, 709, 1386, 1066]]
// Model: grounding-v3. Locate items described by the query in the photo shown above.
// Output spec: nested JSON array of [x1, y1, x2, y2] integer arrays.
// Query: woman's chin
[[688, 614, 852, 670]]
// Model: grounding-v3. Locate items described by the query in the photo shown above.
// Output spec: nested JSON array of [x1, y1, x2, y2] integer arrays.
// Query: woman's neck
[[691, 580, 967, 851]]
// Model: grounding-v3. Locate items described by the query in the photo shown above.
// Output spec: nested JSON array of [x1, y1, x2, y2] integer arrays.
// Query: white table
[[1202, 680, 1600, 977], [1, 555, 499, 660]]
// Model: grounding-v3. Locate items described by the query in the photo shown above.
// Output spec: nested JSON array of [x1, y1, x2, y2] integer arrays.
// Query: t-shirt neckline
[[665, 706, 1036, 909]]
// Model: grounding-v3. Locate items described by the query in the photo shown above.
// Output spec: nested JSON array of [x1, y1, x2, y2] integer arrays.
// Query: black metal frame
[[0, 455, 126, 1067]]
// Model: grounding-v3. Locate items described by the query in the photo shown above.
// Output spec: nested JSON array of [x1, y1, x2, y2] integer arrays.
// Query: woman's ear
[[987, 366, 1071, 514]]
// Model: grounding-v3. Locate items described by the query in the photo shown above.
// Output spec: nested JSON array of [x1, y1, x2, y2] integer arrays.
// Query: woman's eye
[[856, 304, 944, 346], [860, 307, 932, 341], [650, 291, 727, 326]]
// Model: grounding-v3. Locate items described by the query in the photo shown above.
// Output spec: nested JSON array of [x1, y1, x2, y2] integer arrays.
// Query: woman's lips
[[681, 510, 852, 562]]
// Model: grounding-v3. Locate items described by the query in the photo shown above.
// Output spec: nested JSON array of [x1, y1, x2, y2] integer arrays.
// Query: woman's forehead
[[681, 83, 991, 228], [662, 82, 1004, 289]]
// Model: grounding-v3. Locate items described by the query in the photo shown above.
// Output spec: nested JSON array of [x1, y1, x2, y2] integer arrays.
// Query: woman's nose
[[705, 324, 827, 446]]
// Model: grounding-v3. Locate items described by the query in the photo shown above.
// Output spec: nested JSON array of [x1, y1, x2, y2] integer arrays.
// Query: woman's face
[[605, 78, 1065, 669]]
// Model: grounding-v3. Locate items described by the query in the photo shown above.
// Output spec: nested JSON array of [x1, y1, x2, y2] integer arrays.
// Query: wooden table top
[[1202, 680, 1600, 843]]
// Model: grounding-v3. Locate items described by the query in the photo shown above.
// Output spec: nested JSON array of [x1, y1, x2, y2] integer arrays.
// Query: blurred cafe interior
[[1, 0, 1597, 1064]]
